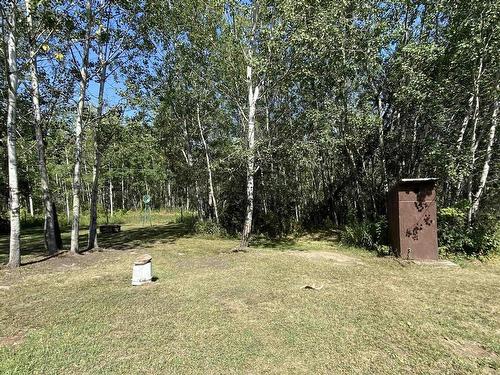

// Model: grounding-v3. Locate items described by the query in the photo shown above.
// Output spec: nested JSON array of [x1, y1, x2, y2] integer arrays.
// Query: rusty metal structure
[[388, 178, 438, 260]]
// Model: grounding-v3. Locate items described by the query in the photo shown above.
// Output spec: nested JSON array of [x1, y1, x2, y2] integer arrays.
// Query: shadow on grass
[[250, 236, 299, 250], [249, 229, 341, 251], [96, 223, 191, 250], [0, 222, 191, 266]]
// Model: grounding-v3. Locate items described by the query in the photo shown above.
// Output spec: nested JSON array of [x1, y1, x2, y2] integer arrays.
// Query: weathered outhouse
[[388, 178, 438, 260]]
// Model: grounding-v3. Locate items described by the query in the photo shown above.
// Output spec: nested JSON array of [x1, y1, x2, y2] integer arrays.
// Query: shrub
[[438, 206, 499, 256], [340, 217, 388, 254], [0, 216, 10, 234], [20, 214, 46, 229], [194, 220, 227, 237], [256, 212, 282, 238], [175, 212, 198, 231]]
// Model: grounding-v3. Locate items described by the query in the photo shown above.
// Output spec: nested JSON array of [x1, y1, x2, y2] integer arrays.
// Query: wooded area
[[1, 0, 499, 267]]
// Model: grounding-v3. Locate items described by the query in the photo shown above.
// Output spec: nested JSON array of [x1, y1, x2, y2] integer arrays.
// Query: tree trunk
[[376, 93, 389, 192], [167, 181, 172, 208], [53, 203, 63, 250], [456, 57, 483, 200], [87, 68, 107, 249], [457, 94, 474, 153], [466, 58, 483, 222], [5, 1, 21, 267], [64, 182, 70, 224], [121, 167, 125, 210], [197, 105, 219, 224], [469, 81, 498, 222], [28, 195, 34, 217], [182, 119, 203, 218], [109, 173, 114, 218], [70, 1, 92, 254], [25, 0, 58, 253], [240, 65, 260, 248], [88, 143, 101, 249]]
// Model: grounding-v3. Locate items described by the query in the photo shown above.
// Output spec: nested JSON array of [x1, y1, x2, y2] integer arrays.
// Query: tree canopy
[[1, 0, 499, 264]]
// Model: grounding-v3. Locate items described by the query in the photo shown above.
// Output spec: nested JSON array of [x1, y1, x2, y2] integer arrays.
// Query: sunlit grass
[[0, 217, 499, 374]]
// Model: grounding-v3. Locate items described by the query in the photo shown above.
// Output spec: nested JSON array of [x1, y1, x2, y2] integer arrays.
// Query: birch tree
[[469, 80, 498, 221], [70, 0, 93, 254], [239, 64, 260, 248], [88, 1, 116, 250], [24, 0, 58, 254], [3, 0, 21, 267], [197, 104, 219, 224], [239, 4, 260, 248]]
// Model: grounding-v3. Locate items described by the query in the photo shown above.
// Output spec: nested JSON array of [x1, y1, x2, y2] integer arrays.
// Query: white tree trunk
[[457, 57, 483, 200], [376, 93, 388, 192], [28, 195, 34, 217], [167, 181, 172, 208], [197, 104, 219, 224], [466, 59, 483, 218], [25, 0, 58, 253], [5, 1, 21, 267], [469, 81, 498, 222], [109, 175, 114, 217], [240, 65, 260, 248], [70, 1, 92, 254], [121, 169, 125, 210]]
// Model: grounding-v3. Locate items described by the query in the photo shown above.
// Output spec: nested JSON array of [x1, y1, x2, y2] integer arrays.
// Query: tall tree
[[70, 0, 93, 254], [3, 0, 21, 267], [24, 0, 58, 254]]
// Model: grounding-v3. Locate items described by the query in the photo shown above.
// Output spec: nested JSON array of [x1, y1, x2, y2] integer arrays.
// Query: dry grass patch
[[286, 249, 365, 265]]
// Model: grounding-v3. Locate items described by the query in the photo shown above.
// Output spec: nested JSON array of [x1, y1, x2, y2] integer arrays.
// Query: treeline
[[1, 0, 499, 266]]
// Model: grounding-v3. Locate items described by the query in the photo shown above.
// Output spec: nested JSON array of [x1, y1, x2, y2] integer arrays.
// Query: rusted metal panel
[[388, 179, 438, 260]]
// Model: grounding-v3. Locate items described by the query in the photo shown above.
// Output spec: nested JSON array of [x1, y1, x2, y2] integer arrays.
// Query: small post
[[132, 254, 153, 285]]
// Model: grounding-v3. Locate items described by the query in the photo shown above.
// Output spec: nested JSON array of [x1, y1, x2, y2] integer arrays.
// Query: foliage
[[1, 0, 499, 257], [174, 212, 198, 232], [340, 218, 388, 254], [438, 206, 499, 256], [194, 220, 228, 237]]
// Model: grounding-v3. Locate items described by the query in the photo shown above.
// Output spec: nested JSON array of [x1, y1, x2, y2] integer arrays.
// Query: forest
[[1, 0, 499, 267]]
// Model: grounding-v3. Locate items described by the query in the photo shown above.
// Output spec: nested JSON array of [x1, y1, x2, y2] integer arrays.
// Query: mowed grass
[[0, 222, 499, 374]]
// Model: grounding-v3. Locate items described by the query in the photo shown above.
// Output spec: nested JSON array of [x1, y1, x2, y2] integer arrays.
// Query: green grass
[[0, 216, 499, 374]]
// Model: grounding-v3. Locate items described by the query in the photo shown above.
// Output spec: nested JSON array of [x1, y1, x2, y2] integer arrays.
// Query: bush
[[20, 214, 46, 229], [340, 217, 388, 254], [0, 216, 9, 234], [438, 206, 499, 256], [175, 212, 198, 231], [256, 212, 283, 238], [194, 220, 227, 237]]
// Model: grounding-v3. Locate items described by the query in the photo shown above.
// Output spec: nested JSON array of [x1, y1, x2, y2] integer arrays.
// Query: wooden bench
[[99, 224, 121, 234]]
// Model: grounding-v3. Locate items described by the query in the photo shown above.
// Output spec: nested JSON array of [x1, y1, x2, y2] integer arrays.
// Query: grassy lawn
[[1, 219, 499, 374]]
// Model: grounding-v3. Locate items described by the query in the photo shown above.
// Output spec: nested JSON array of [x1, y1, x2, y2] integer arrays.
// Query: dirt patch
[[287, 251, 364, 265], [218, 298, 249, 314], [0, 249, 130, 285], [411, 259, 459, 267], [444, 338, 498, 359], [0, 331, 25, 348]]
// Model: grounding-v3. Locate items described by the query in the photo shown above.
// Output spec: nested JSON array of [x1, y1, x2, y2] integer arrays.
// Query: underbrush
[[338, 207, 499, 258], [438, 206, 499, 257], [175, 213, 228, 237], [339, 218, 390, 256]]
